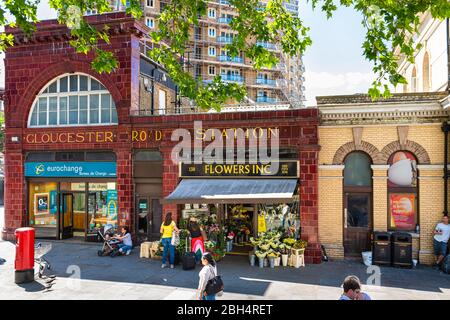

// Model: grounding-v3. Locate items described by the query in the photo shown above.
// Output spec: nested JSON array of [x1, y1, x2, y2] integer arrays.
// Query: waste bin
[[391, 232, 412, 268], [372, 231, 391, 265], [14, 227, 35, 284]]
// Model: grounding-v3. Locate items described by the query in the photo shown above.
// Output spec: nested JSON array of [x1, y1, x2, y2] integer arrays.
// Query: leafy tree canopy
[[1, 0, 450, 110]]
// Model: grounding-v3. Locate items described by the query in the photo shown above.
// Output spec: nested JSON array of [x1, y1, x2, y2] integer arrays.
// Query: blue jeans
[[118, 244, 132, 253], [161, 237, 175, 265], [202, 294, 216, 300]]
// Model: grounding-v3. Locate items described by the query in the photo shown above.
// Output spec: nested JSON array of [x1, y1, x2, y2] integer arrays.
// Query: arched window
[[411, 67, 418, 92], [387, 151, 418, 231], [28, 73, 118, 127], [422, 52, 431, 92], [343, 152, 373, 257]]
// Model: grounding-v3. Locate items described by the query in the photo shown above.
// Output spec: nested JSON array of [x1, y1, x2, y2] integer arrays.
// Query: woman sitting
[[113, 226, 133, 256]]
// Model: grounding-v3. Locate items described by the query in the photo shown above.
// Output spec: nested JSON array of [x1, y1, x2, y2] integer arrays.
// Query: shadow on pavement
[[6, 241, 450, 296]]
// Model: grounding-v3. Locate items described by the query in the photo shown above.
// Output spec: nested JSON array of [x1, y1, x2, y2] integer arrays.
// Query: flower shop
[[159, 161, 308, 268]]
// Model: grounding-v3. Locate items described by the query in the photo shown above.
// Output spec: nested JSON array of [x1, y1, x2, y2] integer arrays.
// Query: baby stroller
[[97, 224, 120, 257]]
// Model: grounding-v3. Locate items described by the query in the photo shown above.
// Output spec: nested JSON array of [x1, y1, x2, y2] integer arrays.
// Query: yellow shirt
[[161, 221, 175, 238]]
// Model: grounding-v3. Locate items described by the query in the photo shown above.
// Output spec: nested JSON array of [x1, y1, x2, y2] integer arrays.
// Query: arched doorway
[[343, 151, 373, 257]]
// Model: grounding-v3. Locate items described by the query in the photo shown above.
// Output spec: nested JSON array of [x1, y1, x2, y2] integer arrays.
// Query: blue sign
[[25, 162, 117, 178]]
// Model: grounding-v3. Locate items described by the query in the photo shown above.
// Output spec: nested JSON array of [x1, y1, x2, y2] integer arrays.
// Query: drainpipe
[[443, 122, 450, 216], [447, 18, 450, 90]]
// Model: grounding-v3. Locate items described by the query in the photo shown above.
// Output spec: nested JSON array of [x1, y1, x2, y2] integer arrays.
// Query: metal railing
[[256, 78, 277, 86], [256, 96, 279, 103], [217, 36, 234, 43], [220, 74, 244, 83], [218, 17, 233, 24], [218, 55, 244, 63]]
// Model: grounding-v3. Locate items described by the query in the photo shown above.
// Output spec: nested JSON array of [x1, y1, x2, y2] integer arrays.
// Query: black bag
[[205, 275, 224, 295], [442, 255, 450, 274], [182, 236, 196, 270]]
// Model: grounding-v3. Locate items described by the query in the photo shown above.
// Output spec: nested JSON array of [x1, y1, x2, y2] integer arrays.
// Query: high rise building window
[[208, 27, 216, 38], [146, 0, 154, 7], [208, 8, 216, 18], [208, 46, 216, 57], [146, 18, 155, 28]]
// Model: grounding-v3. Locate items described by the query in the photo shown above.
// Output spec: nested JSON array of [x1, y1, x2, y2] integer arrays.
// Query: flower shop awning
[[162, 179, 298, 204]]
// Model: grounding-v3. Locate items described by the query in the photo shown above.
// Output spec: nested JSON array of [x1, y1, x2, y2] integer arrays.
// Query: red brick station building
[[2, 13, 322, 263]]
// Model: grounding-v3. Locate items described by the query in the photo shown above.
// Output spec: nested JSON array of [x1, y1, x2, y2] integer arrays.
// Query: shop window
[[26, 152, 56, 162], [28, 73, 118, 127], [134, 150, 163, 161], [387, 151, 418, 231], [87, 182, 118, 237], [28, 182, 58, 228], [85, 152, 117, 161]]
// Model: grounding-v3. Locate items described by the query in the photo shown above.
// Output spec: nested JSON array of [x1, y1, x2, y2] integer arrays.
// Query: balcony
[[218, 17, 233, 24], [256, 41, 278, 51], [256, 78, 277, 86], [221, 74, 244, 83], [218, 36, 234, 44], [256, 97, 279, 103], [218, 55, 244, 64]]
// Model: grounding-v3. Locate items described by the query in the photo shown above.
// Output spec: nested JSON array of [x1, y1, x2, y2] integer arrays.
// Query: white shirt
[[434, 223, 450, 243], [198, 264, 217, 293], [122, 233, 133, 247]]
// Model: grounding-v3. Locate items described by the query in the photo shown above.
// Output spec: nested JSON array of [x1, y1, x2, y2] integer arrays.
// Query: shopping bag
[[171, 230, 180, 246]]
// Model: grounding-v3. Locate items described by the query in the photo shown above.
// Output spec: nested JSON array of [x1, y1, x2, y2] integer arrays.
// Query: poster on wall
[[390, 193, 416, 230], [106, 190, 118, 222], [388, 151, 417, 188], [35, 193, 49, 215]]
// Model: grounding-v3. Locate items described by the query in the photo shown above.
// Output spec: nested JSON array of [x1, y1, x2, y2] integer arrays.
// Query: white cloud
[[304, 71, 376, 106]]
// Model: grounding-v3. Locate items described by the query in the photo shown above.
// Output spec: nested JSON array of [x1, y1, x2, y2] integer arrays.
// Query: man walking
[[433, 215, 450, 268]]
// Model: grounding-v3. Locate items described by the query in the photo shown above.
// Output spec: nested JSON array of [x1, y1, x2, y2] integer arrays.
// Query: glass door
[[60, 193, 74, 239], [137, 197, 150, 242]]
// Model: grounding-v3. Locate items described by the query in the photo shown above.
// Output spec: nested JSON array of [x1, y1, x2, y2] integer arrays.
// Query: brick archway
[[380, 140, 431, 164], [13, 60, 124, 127], [332, 141, 382, 164]]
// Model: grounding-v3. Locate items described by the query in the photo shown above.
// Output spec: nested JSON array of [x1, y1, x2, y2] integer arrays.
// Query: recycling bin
[[14, 227, 35, 284], [372, 231, 391, 266], [391, 232, 412, 268]]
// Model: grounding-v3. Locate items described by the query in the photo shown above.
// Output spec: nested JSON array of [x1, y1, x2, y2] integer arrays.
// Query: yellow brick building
[[317, 92, 450, 265]]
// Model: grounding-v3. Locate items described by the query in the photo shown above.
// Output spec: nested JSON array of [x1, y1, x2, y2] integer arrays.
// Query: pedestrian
[[188, 217, 205, 263], [433, 215, 450, 269], [197, 252, 218, 300], [160, 212, 179, 269], [339, 275, 372, 300]]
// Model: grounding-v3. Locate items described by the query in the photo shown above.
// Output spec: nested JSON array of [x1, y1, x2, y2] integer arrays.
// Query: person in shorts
[[433, 215, 450, 268]]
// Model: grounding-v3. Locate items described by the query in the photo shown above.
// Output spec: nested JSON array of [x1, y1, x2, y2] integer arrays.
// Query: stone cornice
[[6, 12, 148, 46], [318, 92, 450, 126]]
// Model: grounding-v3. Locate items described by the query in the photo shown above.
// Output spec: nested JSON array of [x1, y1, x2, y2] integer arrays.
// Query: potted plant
[[255, 250, 266, 268], [292, 239, 308, 255], [267, 252, 278, 268], [279, 243, 291, 266]]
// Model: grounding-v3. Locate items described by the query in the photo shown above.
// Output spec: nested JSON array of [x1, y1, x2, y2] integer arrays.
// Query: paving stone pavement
[[1, 240, 450, 300]]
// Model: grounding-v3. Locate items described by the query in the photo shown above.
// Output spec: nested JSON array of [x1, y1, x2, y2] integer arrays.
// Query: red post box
[[14, 227, 35, 284]]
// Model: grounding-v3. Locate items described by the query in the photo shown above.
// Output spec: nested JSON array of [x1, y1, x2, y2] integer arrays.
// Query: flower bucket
[[281, 254, 289, 267], [249, 254, 255, 266], [274, 257, 281, 267], [258, 257, 265, 268], [264, 258, 269, 267], [269, 257, 275, 269]]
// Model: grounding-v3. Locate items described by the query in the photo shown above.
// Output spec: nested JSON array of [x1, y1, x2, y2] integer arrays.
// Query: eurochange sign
[[25, 162, 117, 178]]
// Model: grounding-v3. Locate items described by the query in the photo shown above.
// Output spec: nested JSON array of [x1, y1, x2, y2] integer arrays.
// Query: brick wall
[[318, 123, 445, 265]]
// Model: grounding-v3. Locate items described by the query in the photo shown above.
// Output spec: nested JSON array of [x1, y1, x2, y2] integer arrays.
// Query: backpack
[[205, 265, 224, 295]]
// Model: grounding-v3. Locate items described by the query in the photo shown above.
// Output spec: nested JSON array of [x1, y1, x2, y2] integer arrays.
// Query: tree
[[1, 0, 450, 110]]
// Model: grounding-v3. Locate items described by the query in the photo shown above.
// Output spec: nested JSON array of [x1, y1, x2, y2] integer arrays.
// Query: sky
[[0, 1, 375, 106]]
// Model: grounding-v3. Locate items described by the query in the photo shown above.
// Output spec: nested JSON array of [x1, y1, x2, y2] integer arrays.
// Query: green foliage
[[1, 0, 450, 107]]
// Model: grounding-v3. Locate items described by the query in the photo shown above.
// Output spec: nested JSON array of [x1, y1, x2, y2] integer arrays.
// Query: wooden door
[[344, 193, 372, 257]]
